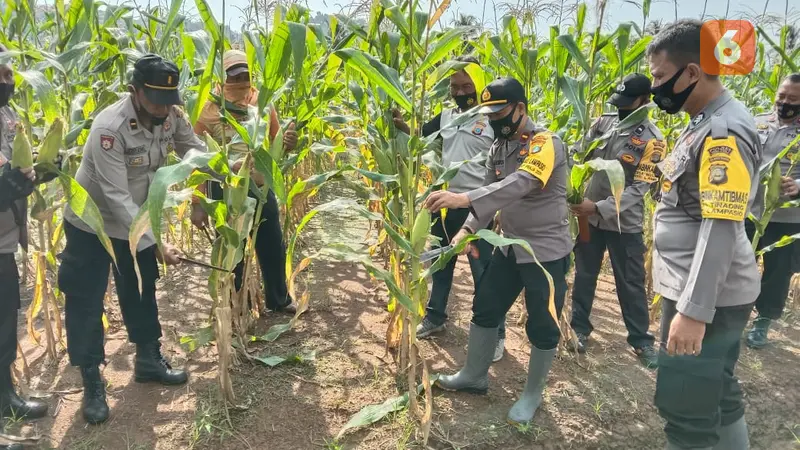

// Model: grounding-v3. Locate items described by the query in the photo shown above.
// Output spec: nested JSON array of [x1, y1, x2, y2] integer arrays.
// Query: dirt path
[[7, 182, 800, 449]]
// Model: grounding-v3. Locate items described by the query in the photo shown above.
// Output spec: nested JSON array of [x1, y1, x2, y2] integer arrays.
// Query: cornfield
[[3, 0, 799, 444]]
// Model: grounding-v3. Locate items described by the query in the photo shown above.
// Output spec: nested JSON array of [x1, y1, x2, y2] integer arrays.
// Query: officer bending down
[[647, 20, 761, 450], [58, 54, 208, 425], [423, 77, 572, 426]]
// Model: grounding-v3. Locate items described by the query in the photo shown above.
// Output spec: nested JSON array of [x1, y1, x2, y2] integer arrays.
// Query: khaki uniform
[[464, 118, 571, 350], [65, 95, 206, 250], [652, 90, 761, 449], [746, 114, 800, 321], [59, 95, 207, 368], [571, 113, 665, 350], [0, 106, 26, 254], [464, 118, 572, 264]]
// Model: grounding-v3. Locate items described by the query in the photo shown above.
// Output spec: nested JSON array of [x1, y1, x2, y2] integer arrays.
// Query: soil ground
[[6, 183, 800, 450]]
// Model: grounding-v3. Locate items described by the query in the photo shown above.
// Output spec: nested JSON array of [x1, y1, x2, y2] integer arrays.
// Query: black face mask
[[0, 83, 14, 108], [490, 108, 524, 139], [151, 115, 167, 126], [651, 67, 697, 115], [453, 93, 478, 111], [776, 101, 800, 121], [617, 108, 634, 121]]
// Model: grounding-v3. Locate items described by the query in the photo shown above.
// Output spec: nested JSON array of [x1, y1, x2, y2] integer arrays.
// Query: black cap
[[608, 73, 651, 107], [476, 77, 527, 114], [132, 54, 182, 106]]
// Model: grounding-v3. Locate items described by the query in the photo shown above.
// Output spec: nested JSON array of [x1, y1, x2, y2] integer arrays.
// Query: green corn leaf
[[17, 70, 59, 123], [556, 34, 591, 74], [335, 48, 412, 112], [253, 350, 316, 367], [417, 27, 469, 73], [757, 233, 800, 256]]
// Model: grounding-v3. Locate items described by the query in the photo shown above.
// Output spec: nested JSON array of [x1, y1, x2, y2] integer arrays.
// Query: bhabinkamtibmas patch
[[635, 139, 667, 183], [518, 133, 555, 185], [699, 136, 750, 221]]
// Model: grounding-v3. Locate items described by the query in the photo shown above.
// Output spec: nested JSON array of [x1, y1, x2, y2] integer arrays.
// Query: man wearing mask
[[423, 77, 572, 426], [0, 44, 48, 450], [745, 73, 800, 349], [568, 73, 664, 369], [647, 20, 761, 450], [391, 56, 507, 361], [58, 54, 207, 425], [195, 49, 299, 314]]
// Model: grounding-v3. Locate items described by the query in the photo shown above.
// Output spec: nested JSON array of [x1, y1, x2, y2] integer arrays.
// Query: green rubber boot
[[713, 416, 749, 450], [435, 323, 497, 395], [745, 317, 771, 349], [507, 347, 556, 425]]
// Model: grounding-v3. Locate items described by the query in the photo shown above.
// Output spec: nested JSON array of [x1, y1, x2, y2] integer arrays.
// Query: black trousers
[[570, 224, 654, 348], [424, 208, 503, 334], [59, 221, 162, 367], [0, 254, 20, 368], [745, 220, 800, 320], [472, 248, 570, 350], [210, 183, 291, 310], [654, 299, 751, 449]]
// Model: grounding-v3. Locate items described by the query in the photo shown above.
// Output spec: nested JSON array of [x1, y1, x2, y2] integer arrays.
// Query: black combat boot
[[80, 366, 109, 425], [0, 367, 47, 420], [134, 341, 188, 386]]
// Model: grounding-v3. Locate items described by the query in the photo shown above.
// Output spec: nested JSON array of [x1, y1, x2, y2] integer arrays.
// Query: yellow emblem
[[481, 89, 491, 102], [699, 137, 749, 221], [662, 180, 673, 192], [168, 75, 173, 84]]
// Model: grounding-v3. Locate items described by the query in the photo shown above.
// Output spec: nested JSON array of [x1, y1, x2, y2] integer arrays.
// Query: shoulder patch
[[518, 133, 556, 185], [698, 136, 750, 221], [634, 139, 667, 183], [100, 135, 115, 151]]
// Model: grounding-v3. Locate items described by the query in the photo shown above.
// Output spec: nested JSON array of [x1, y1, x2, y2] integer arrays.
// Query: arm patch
[[634, 139, 667, 183], [699, 136, 750, 221], [518, 133, 555, 185]]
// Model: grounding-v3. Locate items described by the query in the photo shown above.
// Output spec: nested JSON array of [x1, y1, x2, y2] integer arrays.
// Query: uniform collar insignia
[[690, 112, 706, 128], [129, 119, 138, 130]]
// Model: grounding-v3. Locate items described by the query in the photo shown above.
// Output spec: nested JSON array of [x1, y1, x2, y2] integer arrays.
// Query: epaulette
[[710, 114, 728, 140]]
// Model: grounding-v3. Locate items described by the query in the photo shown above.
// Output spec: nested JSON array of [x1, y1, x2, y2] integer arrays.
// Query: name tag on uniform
[[125, 146, 147, 155], [126, 155, 146, 166]]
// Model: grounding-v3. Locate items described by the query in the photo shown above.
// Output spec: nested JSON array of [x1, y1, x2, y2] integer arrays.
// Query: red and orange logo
[[700, 20, 756, 76]]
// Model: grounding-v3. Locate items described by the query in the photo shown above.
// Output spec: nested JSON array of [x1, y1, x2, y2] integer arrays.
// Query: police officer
[[0, 44, 48, 450], [647, 20, 761, 450], [392, 56, 507, 362], [745, 73, 800, 349], [58, 54, 207, 425], [423, 77, 572, 426], [568, 73, 664, 368]]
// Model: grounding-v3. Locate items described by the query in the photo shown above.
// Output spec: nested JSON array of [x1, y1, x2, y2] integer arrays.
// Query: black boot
[[80, 366, 109, 425], [0, 443, 24, 450], [134, 341, 188, 386], [0, 367, 47, 420]]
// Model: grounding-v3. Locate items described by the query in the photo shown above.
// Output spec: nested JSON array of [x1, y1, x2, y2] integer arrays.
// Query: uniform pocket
[[654, 352, 725, 420], [624, 238, 646, 284]]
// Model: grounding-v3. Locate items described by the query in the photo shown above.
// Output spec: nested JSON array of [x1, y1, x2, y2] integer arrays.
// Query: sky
[[199, 0, 796, 33]]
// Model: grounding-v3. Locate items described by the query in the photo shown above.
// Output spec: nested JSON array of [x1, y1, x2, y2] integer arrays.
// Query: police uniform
[[417, 107, 498, 338], [570, 111, 664, 355], [651, 90, 761, 449], [58, 55, 202, 424], [746, 113, 800, 334], [0, 104, 48, 423], [435, 77, 571, 426]]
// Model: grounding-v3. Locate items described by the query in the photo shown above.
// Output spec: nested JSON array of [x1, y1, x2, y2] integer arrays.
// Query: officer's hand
[[452, 228, 478, 258], [190, 204, 209, 229], [780, 176, 799, 197], [666, 313, 706, 357], [569, 199, 597, 218], [423, 190, 470, 211], [391, 108, 411, 135], [20, 167, 36, 182], [156, 243, 182, 266], [283, 122, 298, 151]]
